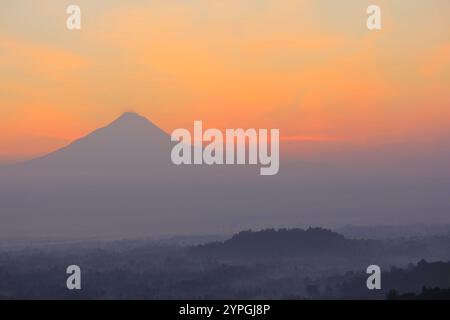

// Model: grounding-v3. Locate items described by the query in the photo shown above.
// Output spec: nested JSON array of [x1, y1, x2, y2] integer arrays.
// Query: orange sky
[[1, 0, 449, 160]]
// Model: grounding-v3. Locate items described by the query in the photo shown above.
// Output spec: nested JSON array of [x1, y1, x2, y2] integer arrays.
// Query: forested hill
[[191, 228, 377, 259]]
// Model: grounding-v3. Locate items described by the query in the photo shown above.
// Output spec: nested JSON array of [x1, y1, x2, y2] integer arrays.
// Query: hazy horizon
[[0, 111, 449, 240], [1, 1, 450, 302], [1, 1, 450, 239]]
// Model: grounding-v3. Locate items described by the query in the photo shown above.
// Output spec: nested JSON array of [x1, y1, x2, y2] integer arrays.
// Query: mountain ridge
[[12, 112, 174, 174]]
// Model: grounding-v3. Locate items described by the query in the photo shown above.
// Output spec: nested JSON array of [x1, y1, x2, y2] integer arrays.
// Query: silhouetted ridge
[[109, 112, 160, 129], [15, 112, 172, 172], [339, 260, 450, 299], [191, 228, 374, 258]]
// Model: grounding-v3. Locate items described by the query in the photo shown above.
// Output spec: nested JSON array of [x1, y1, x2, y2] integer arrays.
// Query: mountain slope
[[0, 112, 260, 239], [191, 228, 377, 259], [17, 112, 173, 174]]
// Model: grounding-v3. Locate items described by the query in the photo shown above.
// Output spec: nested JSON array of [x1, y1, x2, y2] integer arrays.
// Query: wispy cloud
[[0, 35, 90, 81]]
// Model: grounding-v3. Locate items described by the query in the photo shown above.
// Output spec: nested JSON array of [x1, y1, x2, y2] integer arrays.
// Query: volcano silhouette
[[19, 112, 174, 175], [0, 113, 259, 239], [3, 112, 446, 240]]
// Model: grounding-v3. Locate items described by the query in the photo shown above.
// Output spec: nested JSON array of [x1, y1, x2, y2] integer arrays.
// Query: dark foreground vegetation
[[1, 228, 450, 299]]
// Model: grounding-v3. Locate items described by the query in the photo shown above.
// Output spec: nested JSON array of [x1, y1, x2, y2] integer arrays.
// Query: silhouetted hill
[[338, 260, 450, 299], [191, 228, 377, 259], [0, 113, 257, 239], [1, 237, 450, 299], [14, 112, 173, 175]]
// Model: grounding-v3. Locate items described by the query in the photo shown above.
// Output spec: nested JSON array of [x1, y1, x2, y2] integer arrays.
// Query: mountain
[[1, 113, 450, 240], [191, 228, 450, 264], [10, 112, 174, 180], [5, 112, 259, 183], [0, 113, 260, 239], [191, 228, 376, 259]]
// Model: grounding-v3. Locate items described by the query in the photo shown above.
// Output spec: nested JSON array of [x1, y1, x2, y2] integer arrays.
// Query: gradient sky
[[1, 0, 449, 161]]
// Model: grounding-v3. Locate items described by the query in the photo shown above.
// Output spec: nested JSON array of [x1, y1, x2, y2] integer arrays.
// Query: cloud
[[0, 35, 90, 81]]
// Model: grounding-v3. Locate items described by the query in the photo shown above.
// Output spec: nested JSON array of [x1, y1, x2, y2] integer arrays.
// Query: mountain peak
[[18, 111, 172, 169], [108, 112, 166, 133], [114, 112, 149, 124], [101, 112, 169, 138]]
